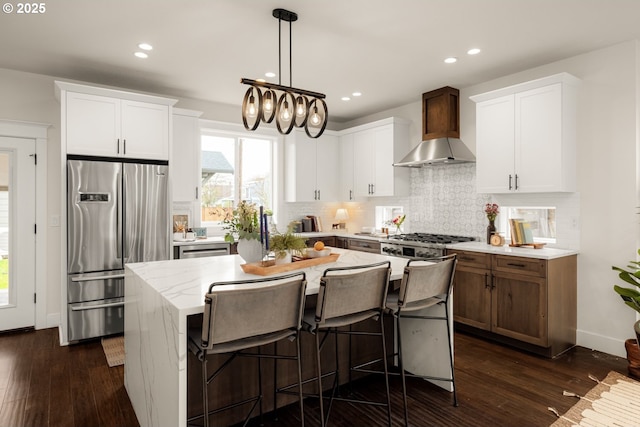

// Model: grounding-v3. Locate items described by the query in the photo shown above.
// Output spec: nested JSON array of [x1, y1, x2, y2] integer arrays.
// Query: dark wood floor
[[0, 327, 628, 427]]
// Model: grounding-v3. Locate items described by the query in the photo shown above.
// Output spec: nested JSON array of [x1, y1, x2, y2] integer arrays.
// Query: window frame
[[199, 125, 277, 231]]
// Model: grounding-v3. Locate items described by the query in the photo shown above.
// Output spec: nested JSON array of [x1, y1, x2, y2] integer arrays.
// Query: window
[[200, 132, 274, 224], [499, 206, 556, 244]]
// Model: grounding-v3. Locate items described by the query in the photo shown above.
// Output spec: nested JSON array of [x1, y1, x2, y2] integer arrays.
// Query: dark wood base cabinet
[[445, 249, 577, 358]]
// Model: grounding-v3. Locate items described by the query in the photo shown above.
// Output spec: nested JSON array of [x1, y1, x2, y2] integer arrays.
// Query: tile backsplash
[[283, 162, 579, 249]]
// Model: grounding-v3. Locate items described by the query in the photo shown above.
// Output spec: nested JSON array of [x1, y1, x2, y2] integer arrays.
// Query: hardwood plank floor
[[0, 327, 628, 427]]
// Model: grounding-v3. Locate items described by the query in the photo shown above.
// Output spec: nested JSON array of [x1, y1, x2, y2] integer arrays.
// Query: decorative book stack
[[509, 219, 545, 249]]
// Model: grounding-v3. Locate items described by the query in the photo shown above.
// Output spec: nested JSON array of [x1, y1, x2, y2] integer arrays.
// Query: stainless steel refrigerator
[[67, 157, 169, 342]]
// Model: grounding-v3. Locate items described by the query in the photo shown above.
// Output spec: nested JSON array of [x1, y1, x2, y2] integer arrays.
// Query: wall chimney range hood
[[393, 86, 475, 167]]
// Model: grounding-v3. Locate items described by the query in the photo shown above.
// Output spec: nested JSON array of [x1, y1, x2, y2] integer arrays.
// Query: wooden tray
[[240, 253, 340, 276]]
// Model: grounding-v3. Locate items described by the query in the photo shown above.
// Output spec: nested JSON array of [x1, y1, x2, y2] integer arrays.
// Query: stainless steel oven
[[380, 233, 475, 259]]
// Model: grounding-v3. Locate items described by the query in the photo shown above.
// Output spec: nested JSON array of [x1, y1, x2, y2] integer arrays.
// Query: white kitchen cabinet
[[349, 118, 410, 198], [171, 108, 203, 203], [57, 81, 176, 160], [471, 73, 579, 193], [284, 129, 339, 202], [339, 133, 355, 201]]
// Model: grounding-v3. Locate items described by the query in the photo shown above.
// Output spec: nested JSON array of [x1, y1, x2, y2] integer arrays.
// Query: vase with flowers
[[484, 203, 499, 244], [386, 214, 406, 235], [221, 201, 263, 263]]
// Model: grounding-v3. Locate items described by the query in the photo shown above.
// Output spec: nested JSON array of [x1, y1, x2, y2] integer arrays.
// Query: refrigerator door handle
[[70, 300, 125, 311], [71, 273, 125, 282], [117, 168, 123, 261]]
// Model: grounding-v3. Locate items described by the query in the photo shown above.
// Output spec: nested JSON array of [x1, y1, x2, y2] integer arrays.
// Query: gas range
[[381, 233, 475, 259]]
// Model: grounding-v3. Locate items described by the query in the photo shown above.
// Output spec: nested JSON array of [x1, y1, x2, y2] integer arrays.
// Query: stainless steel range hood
[[393, 86, 475, 168]]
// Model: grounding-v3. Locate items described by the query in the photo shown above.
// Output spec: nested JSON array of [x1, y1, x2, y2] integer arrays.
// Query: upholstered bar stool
[[186, 271, 307, 427], [386, 254, 458, 427], [303, 261, 393, 427]]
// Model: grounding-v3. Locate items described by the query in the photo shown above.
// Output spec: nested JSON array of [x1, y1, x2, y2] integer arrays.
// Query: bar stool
[[303, 261, 393, 427], [386, 254, 458, 427], [186, 271, 307, 427]]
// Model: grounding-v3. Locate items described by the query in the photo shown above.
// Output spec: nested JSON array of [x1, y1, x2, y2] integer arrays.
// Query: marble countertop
[[445, 241, 578, 259], [125, 247, 409, 317]]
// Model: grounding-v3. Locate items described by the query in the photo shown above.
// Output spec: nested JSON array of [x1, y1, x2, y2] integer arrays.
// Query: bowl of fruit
[[306, 241, 331, 258]]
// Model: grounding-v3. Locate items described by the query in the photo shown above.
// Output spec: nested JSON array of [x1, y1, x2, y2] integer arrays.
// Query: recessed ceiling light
[[341, 97, 351, 101], [265, 72, 276, 78], [138, 43, 153, 51], [134, 52, 148, 59], [444, 57, 457, 64], [467, 48, 481, 55], [352, 92, 362, 97]]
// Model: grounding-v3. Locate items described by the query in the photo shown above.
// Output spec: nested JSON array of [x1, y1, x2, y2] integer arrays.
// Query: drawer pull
[[507, 263, 526, 268], [460, 256, 476, 262]]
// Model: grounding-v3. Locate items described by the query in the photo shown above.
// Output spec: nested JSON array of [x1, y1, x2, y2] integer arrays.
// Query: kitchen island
[[124, 248, 409, 427]]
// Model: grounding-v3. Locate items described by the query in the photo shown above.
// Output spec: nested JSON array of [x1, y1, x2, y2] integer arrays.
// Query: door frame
[[0, 120, 49, 330]]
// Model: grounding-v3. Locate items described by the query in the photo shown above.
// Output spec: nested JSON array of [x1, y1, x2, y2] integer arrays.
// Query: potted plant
[[221, 201, 262, 263], [612, 249, 640, 378], [269, 222, 307, 264]]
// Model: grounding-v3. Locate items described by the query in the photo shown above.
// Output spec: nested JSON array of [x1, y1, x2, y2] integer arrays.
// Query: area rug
[[549, 371, 640, 426], [101, 335, 125, 367]]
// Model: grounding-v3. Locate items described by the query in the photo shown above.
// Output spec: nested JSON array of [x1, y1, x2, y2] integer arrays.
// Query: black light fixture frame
[[240, 8, 328, 138]]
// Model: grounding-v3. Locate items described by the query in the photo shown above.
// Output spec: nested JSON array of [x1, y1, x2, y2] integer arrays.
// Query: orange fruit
[[313, 241, 325, 251]]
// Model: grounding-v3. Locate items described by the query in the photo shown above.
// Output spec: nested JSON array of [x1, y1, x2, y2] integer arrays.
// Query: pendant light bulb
[[295, 97, 305, 117], [264, 92, 273, 113], [310, 106, 321, 126], [246, 94, 257, 118], [281, 100, 291, 121]]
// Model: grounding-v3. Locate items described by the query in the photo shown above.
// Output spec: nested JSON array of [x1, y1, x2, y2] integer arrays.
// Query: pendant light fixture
[[241, 8, 328, 138]]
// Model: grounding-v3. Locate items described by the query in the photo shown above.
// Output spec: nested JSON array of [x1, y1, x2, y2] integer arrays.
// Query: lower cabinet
[[446, 249, 576, 357]]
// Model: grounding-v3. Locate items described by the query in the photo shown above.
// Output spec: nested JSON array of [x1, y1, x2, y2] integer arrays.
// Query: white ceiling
[[2, 0, 640, 123]]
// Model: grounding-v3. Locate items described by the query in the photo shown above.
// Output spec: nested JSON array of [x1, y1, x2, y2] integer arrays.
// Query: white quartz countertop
[[445, 241, 578, 259], [125, 247, 409, 317]]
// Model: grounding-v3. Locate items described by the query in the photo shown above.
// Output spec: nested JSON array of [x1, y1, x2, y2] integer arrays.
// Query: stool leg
[[202, 355, 209, 427], [296, 334, 305, 427], [444, 304, 458, 407], [396, 313, 409, 426], [315, 331, 325, 427], [380, 314, 392, 427], [273, 341, 279, 420]]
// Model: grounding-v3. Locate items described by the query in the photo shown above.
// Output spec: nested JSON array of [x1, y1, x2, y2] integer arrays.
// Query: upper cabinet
[[284, 129, 339, 202], [342, 117, 410, 198], [339, 133, 355, 201], [470, 73, 580, 193], [172, 108, 203, 203], [56, 81, 177, 160]]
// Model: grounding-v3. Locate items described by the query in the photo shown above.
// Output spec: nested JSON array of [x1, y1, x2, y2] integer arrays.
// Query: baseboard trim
[[577, 329, 627, 358], [46, 312, 60, 330]]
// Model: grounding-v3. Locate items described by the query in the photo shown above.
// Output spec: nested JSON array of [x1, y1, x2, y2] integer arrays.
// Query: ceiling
[[2, 0, 640, 123]]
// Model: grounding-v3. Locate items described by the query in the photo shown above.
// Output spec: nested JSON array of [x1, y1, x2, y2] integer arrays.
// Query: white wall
[[1, 39, 638, 357]]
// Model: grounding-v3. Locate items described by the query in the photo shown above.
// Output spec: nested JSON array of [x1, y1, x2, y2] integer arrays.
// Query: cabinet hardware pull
[[117, 138, 120, 154], [349, 190, 353, 200], [317, 190, 320, 200], [507, 263, 526, 268], [508, 174, 512, 190], [371, 184, 375, 194], [460, 256, 475, 261], [491, 274, 495, 290], [123, 139, 126, 155], [515, 174, 519, 190], [195, 187, 198, 200], [484, 273, 490, 289]]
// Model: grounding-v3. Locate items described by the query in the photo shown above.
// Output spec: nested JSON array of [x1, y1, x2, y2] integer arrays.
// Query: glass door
[[0, 137, 36, 330]]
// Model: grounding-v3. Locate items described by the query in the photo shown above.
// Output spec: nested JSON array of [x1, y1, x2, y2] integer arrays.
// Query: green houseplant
[[613, 249, 640, 378], [220, 201, 262, 263], [269, 222, 307, 263]]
